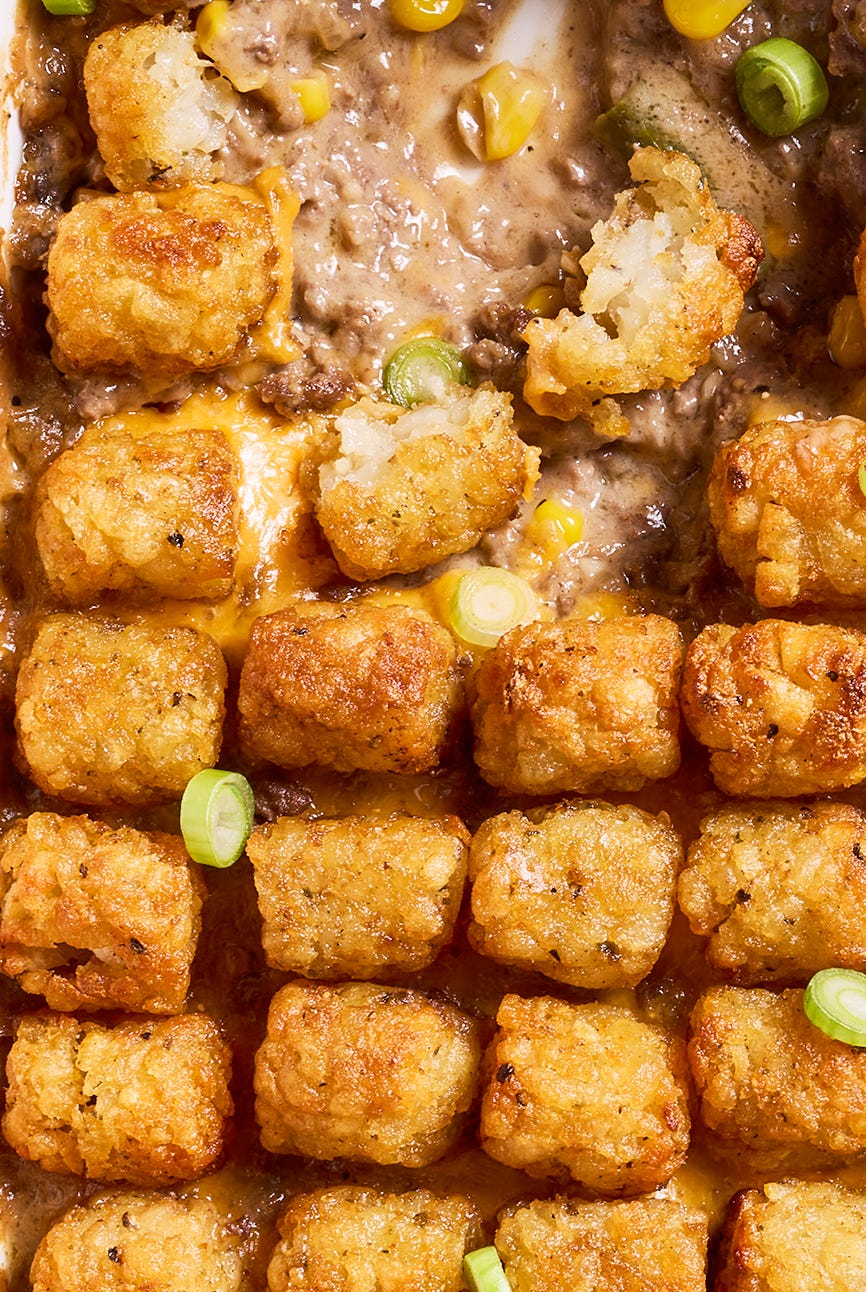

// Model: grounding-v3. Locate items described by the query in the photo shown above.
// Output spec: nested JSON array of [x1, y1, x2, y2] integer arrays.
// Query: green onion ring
[[464, 1247, 512, 1292], [180, 769, 255, 869], [41, 0, 96, 14], [382, 336, 471, 407], [450, 567, 539, 648], [735, 37, 829, 137], [804, 968, 866, 1046]]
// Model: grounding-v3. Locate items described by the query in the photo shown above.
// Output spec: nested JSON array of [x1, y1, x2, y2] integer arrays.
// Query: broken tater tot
[[238, 600, 463, 775], [266, 1186, 484, 1292], [523, 147, 761, 432], [3, 1012, 233, 1185], [15, 614, 226, 808], [247, 812, 468, 979], [46, 183, 278, 375], [254, 979, 481, 1167], [34, 423, 239, 604], [707, 415, 866, 607], [678, 799, 866, 983], [0, 811, 206, 1013], [313, 385, 540, 580], [30, 1190, 244, 1292], [83, 23, 238, 191], [681, 618, 866, 797], [470, 613, 683, 794]]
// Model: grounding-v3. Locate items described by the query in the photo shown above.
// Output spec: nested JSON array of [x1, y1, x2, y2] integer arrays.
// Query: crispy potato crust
[[254, 980, 481, 1167], [470, 613, 683, 795], [3, 1013, 233, 1185], [0, 811, 205, 1013], [30, 1190, 244, 1292], [34, 424, 239, 604], [679, 799, 866, 982], [715, 1180, 866, 1292], [689, 986, 866, 1170], [479, 993, 690, 1195], [248, 812, 469, 978], [314, 385, 539, 580], [707, 415, 866, 607], [495, 1195, 707, 1292], [267, 1186, 484, 1292], [238, 601, 463, 775], [468, 800, 681, 988], [46, 184, 277, 375], [523, 147, 761, 428], [681, 618, 866, 796], [15, 614, 226, 807]]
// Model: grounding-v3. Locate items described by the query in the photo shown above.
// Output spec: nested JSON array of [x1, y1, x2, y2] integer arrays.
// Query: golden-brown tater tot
[[0, 811, 205, 1013], [30, 1190, 244, 1292], [678, 800, 866, 983], [254, 980, 481, 1167], [689, 986, 866, 1170], [681, 618, 866, 797], [266, 1186, 483, 1292], [313, 385, 539, 580], [247, 812, 468, 979], [238, 601, 463, 775], [15, 614, 226, 808], [84, 23, 237, 191], [707, 415, 866, 607], [715, 1179, 866, 1292], [46, 184, 277, 375], [470, 613, 683, 795], [34, 424, 238, 604], [468, 800, 681, 988], [480, 993, 690, 1195], [3, 1013, 233, 1185], [495, 1195, 707, 1292]]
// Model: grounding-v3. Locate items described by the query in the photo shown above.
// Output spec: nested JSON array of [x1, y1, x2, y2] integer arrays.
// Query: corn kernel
[[571, 591, 635, 622], [524, 284, 566, 319], [196, 0, 268, 92], [524, 499, 584, 565], [829, 296, 866, 370], [389, 0, 464, 32], [289, 73, 331, 124], [475, 61, 547, 161], [663, 0, 751, 40]]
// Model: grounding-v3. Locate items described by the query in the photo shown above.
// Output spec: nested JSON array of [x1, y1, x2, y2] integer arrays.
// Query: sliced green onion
[[804, 968, 866, 1046], [735, 38, 829, 137], [41, 0, 96, 13], [382, 337, 470, 407], [180, 770, 255, 868], [464, 1247, 511, 1292], [450, 567, 538, 648]]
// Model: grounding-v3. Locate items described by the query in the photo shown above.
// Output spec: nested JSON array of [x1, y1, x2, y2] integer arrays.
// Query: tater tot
[[468, 800, 681, 988], [707, 415, 866, 607], [84, 23, 238, 191], [681, 618, 866, 797], [254, 980, 481, 1167], [480, 993, 690, 1195], [238, 601, 463, 775], [46, 184, 277, 375], [0, 812, 205, 1013], [678, 800, 866, 983], [688, 986, 866, 1170], [313, 385, 540, 580], [470, 613, 683, 795], [495, 1195, 707, 1292], [715, 1179, 866, 1292], [30, 1190, 244, 1292], [247, 812, 469, 978], [15, 614, 226, 807], [3, 1013, 233, 1185], [34, 423, 239, 604], [266, 1186, 484, 1292]]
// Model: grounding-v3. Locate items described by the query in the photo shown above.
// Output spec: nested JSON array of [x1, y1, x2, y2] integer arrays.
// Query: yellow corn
[[663, 0, 751, 40], [389, 0, 464, 32], [289, 73, 331, 123], [196, 0, 268, 92], [473, 61, 547, 161], [524, 284, 566, 319], [571, 591, 635, 622], [829, 296, 866, 370], [524, 499, 584, 565], [196, 0, 229, 55]]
